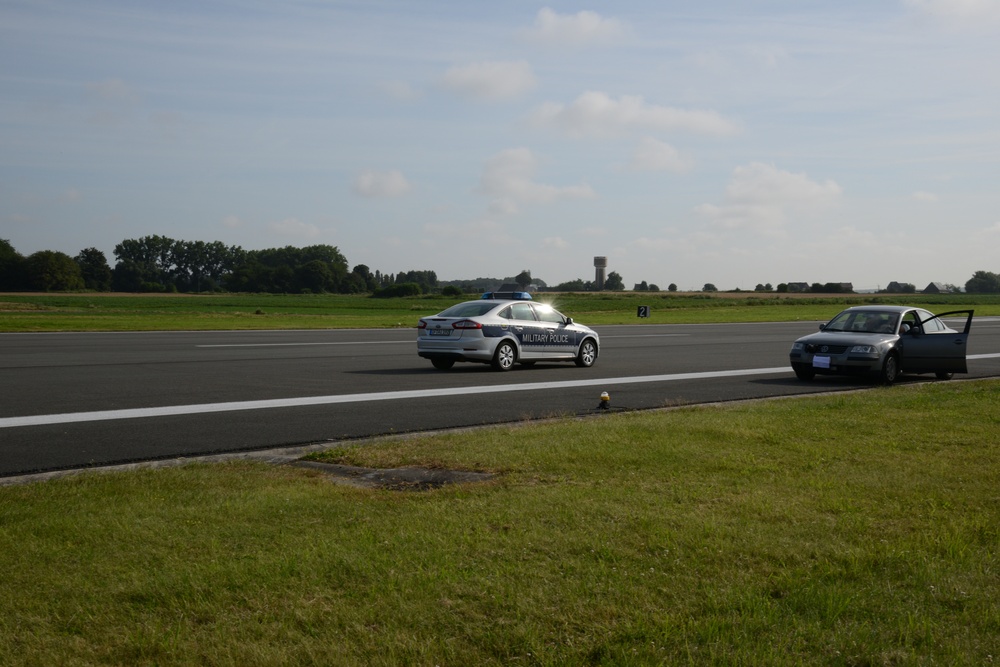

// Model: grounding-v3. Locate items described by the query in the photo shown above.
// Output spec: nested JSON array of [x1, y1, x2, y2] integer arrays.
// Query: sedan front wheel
[[878, 353, 900, 385]]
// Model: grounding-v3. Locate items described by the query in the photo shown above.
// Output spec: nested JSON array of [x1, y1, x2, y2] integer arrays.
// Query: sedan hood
[[795, 330, 896, 348]]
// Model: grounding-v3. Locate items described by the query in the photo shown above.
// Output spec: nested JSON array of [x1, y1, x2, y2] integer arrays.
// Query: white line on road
[[1, 366, 789, 429], [196, 341, 409, 348], [6, 356, 999, 430]]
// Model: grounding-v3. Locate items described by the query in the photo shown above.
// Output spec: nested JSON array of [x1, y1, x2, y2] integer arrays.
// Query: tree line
[[0, 236, 441, 296], [3, 236, 999, 295]]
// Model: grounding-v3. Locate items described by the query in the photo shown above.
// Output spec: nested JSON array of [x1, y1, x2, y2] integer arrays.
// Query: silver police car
[[417, 297, 600, 371], [789, 305, 973, 384]]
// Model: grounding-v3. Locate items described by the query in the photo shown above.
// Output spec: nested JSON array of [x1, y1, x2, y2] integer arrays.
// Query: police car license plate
[[429, 329, 451, 336]]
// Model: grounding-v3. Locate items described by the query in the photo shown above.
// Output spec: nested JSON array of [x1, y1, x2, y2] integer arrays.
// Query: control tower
[[594, 256, 607, 291]]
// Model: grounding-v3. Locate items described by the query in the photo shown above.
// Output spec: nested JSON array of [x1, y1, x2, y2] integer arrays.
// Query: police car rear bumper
[[418, 339, 496, 364]]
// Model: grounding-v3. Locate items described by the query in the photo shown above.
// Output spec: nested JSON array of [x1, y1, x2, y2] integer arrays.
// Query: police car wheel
[[575, 338, 598, 367], [492, 341, 516, 371], [431, 358, 455, 370]]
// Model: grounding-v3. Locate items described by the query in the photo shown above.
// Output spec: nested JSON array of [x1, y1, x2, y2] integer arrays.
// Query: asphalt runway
[[3, 318, 1000, 478]]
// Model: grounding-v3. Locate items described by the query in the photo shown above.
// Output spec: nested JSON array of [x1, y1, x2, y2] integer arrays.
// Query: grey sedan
[[789, 305, 973, 384]]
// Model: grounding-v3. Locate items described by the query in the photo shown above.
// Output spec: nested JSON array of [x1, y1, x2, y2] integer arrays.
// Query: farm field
[[3, 291, 999, 331]]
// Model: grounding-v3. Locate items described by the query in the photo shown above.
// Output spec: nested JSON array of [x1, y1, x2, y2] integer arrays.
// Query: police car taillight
[[417, 320, 427, 329], [452, 319, 482, 330]]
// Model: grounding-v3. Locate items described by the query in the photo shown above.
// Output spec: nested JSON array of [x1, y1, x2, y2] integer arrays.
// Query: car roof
[[840, 305, 914, 314]]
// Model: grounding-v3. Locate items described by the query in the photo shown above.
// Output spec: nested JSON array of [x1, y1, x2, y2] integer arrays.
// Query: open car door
[[901, 310, 974, 374]]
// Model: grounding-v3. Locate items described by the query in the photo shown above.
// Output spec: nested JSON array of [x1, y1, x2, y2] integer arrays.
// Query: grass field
[[3, 291, 998, 664], [1, 381, 998, 665], [3, 291, 1000, 331]]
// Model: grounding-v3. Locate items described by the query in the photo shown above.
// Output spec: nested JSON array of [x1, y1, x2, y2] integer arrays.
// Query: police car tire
[[575, 338, 598, 367], [492, 341, 516, 371]]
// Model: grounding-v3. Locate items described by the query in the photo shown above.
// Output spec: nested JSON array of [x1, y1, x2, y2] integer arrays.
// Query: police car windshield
[[437, 302, 499, 318]]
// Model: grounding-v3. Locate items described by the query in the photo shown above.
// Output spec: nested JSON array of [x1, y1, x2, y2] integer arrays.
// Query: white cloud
[[478, 148, 596, 213], [269, 217, 321, 239], [84, 78, 139, 105], [422, 218, 516, 245], [530, 92, 740, 138], [440, 61, 537, 101], [912, 191, 939, 202], [378, 80, 422, 102], [522, 7, 625, 46], [696, 162, 842, 235], [541, 236, 570, 250], [984, 221, 1000, 234], [628, 137, 693, 173], [352, 169, 412, 198], [904, 0, 1000, 23], [222, 215, 242, 229]]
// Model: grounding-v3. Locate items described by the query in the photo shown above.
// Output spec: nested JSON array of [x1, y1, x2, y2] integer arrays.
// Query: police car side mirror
[[565, 317, 574, 325]]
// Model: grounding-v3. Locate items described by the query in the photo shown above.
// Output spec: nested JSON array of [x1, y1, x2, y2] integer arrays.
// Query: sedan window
[[918, 310, 946, 332]]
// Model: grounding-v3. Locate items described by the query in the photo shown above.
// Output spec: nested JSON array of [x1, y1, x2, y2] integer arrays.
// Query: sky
[[2, 0, 999, 291]]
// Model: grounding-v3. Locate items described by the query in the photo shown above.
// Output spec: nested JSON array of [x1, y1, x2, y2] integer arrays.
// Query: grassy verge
[[2, 292, 999, 331], [2, 380, 998, 664]]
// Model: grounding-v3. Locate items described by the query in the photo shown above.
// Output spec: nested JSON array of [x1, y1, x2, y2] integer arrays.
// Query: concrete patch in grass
[[290, 460, 494, 490]]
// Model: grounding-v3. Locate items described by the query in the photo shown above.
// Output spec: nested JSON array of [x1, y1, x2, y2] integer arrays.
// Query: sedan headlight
[[850, 345, 879, 354], [791, 342, 804, 351]]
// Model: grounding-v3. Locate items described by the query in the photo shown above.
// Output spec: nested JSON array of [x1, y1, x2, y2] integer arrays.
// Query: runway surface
[[3, 318, 1000, 477]]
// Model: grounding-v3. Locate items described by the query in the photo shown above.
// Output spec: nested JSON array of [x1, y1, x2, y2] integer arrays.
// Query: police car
[[417, 296, 600, 371]]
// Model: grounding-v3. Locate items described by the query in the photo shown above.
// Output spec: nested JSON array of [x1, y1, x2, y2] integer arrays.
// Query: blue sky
[[2, 0, 998, 290]]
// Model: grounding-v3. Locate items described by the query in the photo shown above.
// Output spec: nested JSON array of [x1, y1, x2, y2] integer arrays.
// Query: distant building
[[594, 257, 607, 291], [923, 282, 950, 294]]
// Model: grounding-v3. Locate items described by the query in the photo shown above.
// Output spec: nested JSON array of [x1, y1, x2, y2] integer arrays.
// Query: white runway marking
[[1, 366, 789, 429], [197, 341, 408, 348]]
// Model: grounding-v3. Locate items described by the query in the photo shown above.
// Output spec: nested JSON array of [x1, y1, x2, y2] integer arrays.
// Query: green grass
[[2, 380, 998, 664], [3, 292, 1000, 331]]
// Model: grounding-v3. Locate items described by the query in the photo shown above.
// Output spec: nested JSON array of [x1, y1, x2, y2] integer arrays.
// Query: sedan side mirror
[[565, 317, 574, 325]]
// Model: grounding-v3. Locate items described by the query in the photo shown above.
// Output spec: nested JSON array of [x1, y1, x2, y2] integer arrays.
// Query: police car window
[[510, 303, 536, 321], [533, 304, 565, 324], [497, 307, 512, 319], [438, 302, 497, 318]]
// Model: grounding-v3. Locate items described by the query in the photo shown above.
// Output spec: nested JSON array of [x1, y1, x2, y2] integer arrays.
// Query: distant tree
[[776, 283, 789, 293], [515, 269, 532, 289], [634, 281, 649, 292], [648, 283, 659, 292], [703, 283, 718, 292], [966, 271, 1000, 293], [24, 250, 84, 291], [668, 283, 677, 292], [441, 285, 463, 297], [605, 271, 624, 291], [75, 248, 112, 291], [351, 264, 377, 292], [0, 238, 25, 290], [295, 260, 335, 293], [552, 279, 587, 292], [372, 282, 421, 298], [395, 270, 437, 293]]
